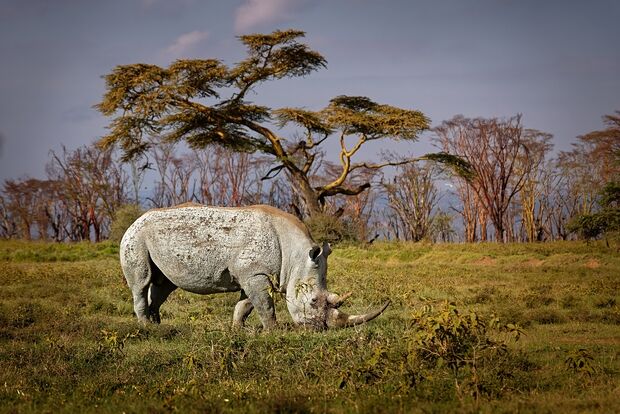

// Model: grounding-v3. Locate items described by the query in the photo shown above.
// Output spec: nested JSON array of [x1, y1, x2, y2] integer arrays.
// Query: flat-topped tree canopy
[[323, 95, 429, 140], [96, 29, 447, 217]]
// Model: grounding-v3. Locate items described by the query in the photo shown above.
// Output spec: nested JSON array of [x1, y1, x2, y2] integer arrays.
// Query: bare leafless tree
[[383, 162, 440, 241], [2, 179, 41, 239], [434, 115, 546, 242], [46, 145, 127, 241], [431, 210, 455, 243], [448, 178, 482, 242], [0, 194, 17, 238], [518, 133, 554, 241]]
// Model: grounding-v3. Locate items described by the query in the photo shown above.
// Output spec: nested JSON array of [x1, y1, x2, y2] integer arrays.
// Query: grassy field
[[0, 239, 619, 413]]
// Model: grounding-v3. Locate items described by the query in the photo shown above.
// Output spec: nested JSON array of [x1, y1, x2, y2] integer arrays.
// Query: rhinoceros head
[[285, 242, 390, 330]]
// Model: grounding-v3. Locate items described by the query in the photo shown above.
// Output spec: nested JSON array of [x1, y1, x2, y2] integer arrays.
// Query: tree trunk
[[291, 172, 322, 218], [478, 210, 488, 242], [494, 224, 504, 243]]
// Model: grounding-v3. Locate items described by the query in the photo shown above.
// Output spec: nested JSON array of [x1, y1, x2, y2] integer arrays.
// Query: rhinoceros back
[[121, 206, 283, 294]]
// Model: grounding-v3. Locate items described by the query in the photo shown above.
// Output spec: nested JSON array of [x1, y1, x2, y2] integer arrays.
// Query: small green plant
[[337, 346, 389, 389], [266, 274, 285, 303], [183, 351, 203, 372], [97, 328, 142, 357], [98, 329, 124, 357], [220, 336, 248, 375], [565, 348, 596, 378]]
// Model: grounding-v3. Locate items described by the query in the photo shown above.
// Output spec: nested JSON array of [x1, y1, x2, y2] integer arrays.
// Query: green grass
[[0, 240, 119, 262], [1, 240, 619, 413]]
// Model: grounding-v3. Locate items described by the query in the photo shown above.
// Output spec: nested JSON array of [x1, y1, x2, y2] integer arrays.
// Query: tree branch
[[317, 182, 371, 205], [260, 164, 285, 181]]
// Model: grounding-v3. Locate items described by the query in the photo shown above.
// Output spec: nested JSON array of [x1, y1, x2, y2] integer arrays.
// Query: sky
[[1, 0, 619, 184]]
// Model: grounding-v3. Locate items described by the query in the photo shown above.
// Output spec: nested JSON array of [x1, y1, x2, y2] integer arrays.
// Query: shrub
[[565, 348, 596, 378], [304, 213, 359, 245], [406, 301, 525, 400], [108, 204, 144, 242], [568, 181, 620, 242]]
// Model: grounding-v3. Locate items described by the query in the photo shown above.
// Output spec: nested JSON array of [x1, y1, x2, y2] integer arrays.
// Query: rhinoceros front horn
[[326, 300, 390, 329]]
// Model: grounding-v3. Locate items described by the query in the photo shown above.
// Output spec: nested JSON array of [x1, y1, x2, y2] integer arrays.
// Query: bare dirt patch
[[584, 259, 600, 269], [473, 256, 497, 266], [525, 259, 545, 267]]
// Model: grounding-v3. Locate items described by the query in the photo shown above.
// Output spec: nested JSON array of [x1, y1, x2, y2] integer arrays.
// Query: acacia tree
[[448, 175, 485, 243], [557, 111, 620, 221], [434, 115, 547, 242], [556, 144, 604, 220], [1, 179, 50, 239], [383, 162, 440, 241], [319, 166, 380, 242], [47, 145, 127, 241], [565, 111, 620, 240], [145, 144, 270, 208], [0, 194, 16, 238], [96, 29, 433, 217], [518, 133, 553, 242], [579, 111, 620, 182], [431, 210, 455, 243]]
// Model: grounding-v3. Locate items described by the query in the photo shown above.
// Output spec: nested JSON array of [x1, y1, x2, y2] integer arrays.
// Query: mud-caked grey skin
[[120, 203, 389, 330]]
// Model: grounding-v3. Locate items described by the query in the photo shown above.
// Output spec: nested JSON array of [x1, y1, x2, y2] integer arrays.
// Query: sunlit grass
[[0, 240, 618, 413]]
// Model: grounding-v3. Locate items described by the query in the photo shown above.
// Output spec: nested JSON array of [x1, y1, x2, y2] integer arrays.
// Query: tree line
[[1, 30, 617, 243], [1, 110, 617, 243]]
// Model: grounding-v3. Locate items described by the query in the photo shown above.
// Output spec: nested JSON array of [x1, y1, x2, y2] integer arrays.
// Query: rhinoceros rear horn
[[326, 300, 390, 329], [326, 291, 353, 308]]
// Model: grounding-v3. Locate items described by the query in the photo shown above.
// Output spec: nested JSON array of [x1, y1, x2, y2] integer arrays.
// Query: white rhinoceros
[[120, 203, 389, 329]]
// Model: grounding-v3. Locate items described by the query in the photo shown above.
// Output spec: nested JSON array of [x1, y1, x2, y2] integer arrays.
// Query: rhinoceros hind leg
[[122, 245, 158, 324], [124, 262, 151, 323], [131, 285, 151, 323], [232, 290, 254, 327], [148, 272, 177, 324]]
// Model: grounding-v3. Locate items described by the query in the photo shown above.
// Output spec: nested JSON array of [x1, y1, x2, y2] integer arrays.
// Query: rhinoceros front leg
[[239, 273, 276, 329], [232, 290, 254, 328]]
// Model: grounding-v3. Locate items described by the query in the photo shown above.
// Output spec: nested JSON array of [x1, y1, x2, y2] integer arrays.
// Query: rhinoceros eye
[[309, 246, 322, 262]]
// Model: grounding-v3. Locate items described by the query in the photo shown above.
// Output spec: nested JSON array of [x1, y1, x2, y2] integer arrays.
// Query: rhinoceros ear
[[322, 241, 332, 257], [309, 246, 322, 262]]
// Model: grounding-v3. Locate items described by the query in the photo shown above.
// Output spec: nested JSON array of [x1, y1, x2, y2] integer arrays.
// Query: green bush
[[568, 181, 620, 242], [565, 348, 596, 378], [406, 301, 525, 400], [108, 204, 144, 242], [304, 213, 360, 245]]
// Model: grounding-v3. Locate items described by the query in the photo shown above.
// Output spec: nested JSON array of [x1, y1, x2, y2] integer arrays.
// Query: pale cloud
[[163, 30, 210, 58], [234, 0, 306, 33]]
